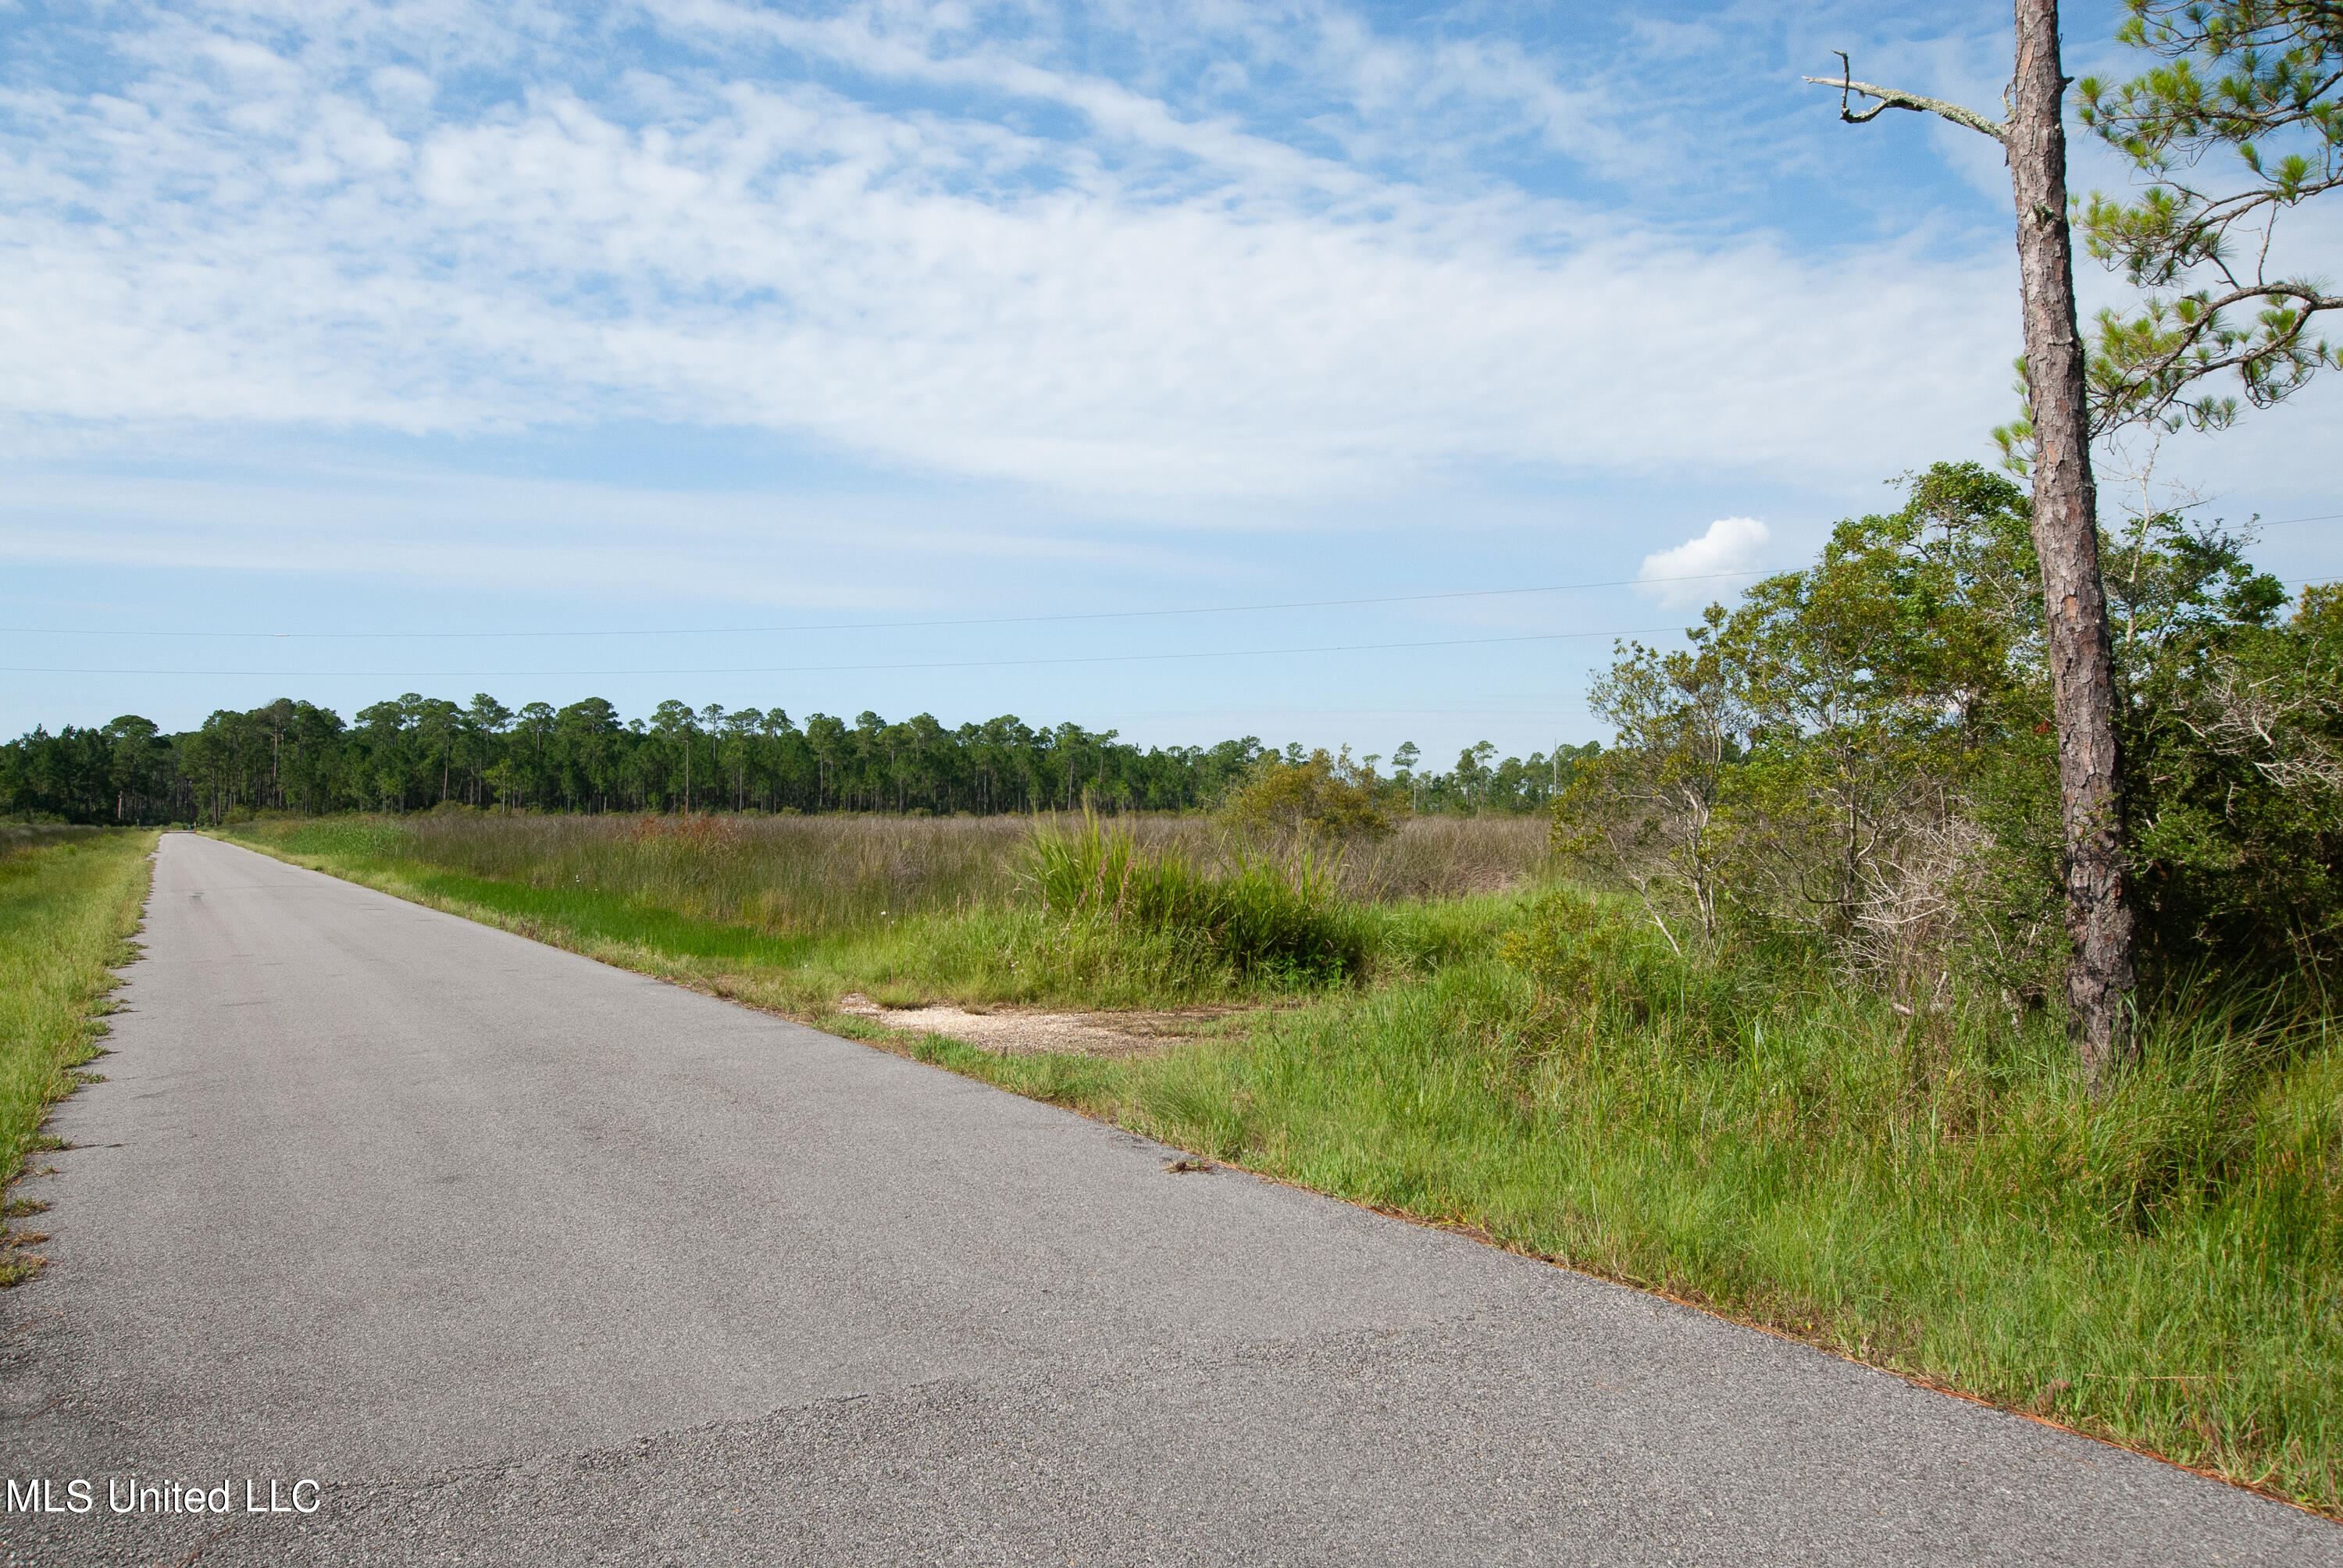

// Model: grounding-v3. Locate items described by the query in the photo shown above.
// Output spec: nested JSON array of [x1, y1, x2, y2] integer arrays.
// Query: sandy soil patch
[[834, 994, 1234, 1057]]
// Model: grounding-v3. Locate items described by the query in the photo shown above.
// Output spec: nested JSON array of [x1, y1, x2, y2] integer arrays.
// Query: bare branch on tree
[[1803, 53, 2010, 142]]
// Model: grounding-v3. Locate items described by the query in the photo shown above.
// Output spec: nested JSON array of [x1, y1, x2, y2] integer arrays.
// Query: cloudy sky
[[4, 0, 2337, 757]]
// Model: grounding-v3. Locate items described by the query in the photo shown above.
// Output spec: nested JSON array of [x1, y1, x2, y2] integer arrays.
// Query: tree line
[[0, 697, 1594, 826]]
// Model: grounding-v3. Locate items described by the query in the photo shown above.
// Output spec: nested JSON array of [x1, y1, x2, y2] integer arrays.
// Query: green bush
[[1218, 747, 1395, 843]]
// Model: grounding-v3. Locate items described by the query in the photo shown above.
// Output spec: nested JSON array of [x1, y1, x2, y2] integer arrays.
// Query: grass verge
[[1, 829, 155, 1283], [217, 814, 1462, 1014]]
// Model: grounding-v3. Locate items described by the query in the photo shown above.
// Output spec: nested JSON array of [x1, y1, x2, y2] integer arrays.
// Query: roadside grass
[[217, 811, 2341, 1513], [0, 823, 114, 857], [218, 813, 1496, 1014], [237, 807, 1550, 932], [0, 829, 155, 1282]]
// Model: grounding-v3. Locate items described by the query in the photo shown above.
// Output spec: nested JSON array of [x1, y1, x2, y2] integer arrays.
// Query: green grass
[[219, 813, 1428, 1013], [216, 811, 2343, 1513], [1029, 811, 1370, 982], [1, 829, 155, 1280]]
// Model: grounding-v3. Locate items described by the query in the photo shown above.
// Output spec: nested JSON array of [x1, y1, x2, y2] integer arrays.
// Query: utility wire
[[5, 511, 2328, 650], [0, 625, 1692, 681], [0, 570, 1767, 641], [9, 513, 2334, 644]]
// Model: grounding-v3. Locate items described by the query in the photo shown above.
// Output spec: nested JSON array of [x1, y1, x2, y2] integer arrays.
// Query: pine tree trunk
[[2010, 0, 2134, 1084]]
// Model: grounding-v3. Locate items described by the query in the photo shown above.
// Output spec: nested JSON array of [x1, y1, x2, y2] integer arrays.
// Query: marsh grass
[[223, 811, 1444, 1010], [216, 810, 2342, 1510], [273, 811, 1030, 933], [241, 808, 1553, 930], [0, 824, 112, 854], [1029, 813, 1369, 982], [1, 830, 153, 1278], [228, 810, 1539, 1007]]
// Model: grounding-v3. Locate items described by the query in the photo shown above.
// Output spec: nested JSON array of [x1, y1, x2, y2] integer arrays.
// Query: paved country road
[[2, 834, 2333, 1566]]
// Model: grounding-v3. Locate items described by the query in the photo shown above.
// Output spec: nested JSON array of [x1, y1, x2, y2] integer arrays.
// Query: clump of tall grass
[[1029, 812, 1368, 983]]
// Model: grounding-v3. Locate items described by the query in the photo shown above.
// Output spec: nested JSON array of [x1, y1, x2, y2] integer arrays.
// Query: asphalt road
[[2, 832, 2333, 1566]]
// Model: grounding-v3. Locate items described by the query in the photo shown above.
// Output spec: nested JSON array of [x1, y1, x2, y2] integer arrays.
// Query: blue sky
[[4, 0, 2337, 760]]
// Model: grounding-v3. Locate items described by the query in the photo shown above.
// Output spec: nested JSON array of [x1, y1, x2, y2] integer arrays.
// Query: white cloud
[[0, 1, 2034, 504], [0, 461, 1213, 607], [9, 3, 2325, 515], [1636, 518, 1771, 611]]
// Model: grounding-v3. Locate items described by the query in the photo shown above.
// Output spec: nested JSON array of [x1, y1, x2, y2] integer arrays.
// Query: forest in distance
[[0, 693, 1599, 825]]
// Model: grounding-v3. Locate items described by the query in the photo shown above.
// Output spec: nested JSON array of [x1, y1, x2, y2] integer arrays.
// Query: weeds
[[238, 807, 1553, 929], [1029, 811, 1368, 982]]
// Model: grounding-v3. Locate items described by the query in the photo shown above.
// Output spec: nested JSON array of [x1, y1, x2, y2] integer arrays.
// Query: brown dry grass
[[305, 808, 1553, 936]]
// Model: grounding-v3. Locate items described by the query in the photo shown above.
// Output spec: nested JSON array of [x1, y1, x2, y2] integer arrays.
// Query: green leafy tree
[[2106, 517, 2337, 980], [1450, 741, 1498, 812], [648, 699, 697, 811], [102, 715, 169, 821], [1710, 467, 2042, 979], [506, 701, 558, 810], [2077, 1, 2342, 433], [1555, 608, 1746, 950], [1560, 465, 2049, 975], [1560, 461, 2341, 995], [1221, 747, 1396, 843], [463, 694, 513, 807], [554, 698, 623, 811]]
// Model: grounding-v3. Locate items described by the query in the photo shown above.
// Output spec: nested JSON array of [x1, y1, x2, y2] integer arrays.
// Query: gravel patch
[[834, 993, 1229, 1056]]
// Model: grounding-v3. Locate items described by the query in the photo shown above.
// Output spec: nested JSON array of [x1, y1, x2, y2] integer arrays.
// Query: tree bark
[[2009, 0, 2135, 1083]]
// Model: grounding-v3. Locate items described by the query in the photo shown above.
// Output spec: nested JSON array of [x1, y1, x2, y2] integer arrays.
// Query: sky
[[4, 0, 2338, 761]]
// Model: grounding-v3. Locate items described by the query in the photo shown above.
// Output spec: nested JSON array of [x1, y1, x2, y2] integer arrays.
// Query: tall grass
[[1, 831, 154, 1221], [224, 811, 1509, 1009], [1029, 813, 1368, 982], [235, 808, 1554, 931], [1339, 811, 1553, 900], [0, 824, 112, 854], [255, 811, 1031, 933]]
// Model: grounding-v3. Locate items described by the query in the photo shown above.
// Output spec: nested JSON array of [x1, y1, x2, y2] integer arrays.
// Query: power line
[[4, 510, 2326, 647], [0, 570, 1768, 640], [0, 625, 1692, 681]]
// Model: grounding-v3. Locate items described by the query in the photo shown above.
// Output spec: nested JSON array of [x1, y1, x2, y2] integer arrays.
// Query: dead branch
[[1803, 53, 2008, 143]]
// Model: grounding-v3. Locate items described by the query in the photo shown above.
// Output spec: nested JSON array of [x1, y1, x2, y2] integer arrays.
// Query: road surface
[[2, 833, 2332, 1564]]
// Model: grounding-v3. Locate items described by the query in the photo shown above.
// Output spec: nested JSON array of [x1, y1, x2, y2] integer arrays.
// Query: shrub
[[1219, 747, 1395, 843]]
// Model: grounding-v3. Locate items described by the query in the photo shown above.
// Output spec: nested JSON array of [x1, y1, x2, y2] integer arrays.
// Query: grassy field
[[222, 811, 1546, 1010], [0, 829, 155, 1282], [221, 810, 2341, 1514]]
